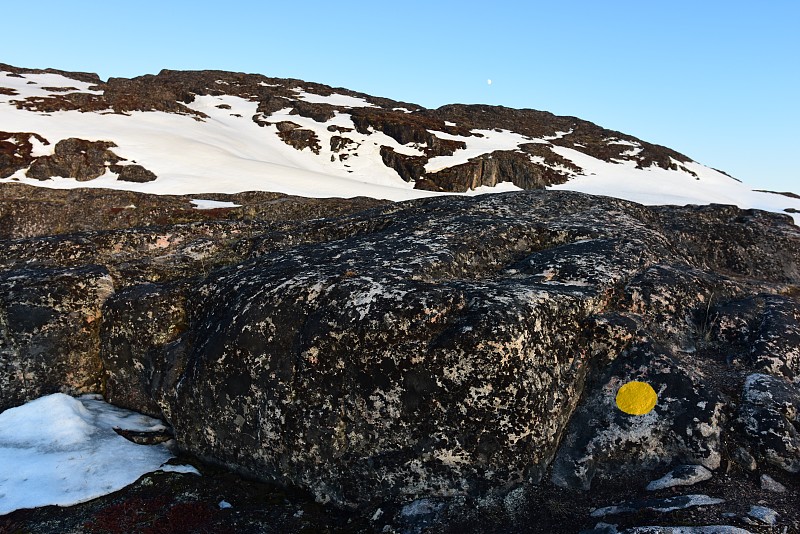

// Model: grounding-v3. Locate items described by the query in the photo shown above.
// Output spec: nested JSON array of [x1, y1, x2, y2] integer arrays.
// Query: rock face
[[1, 183, 799, 529], [0, 266, 113, 407]]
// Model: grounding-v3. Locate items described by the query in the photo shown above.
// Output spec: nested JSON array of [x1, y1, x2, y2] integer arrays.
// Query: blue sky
[[3, 1, 797, 191]]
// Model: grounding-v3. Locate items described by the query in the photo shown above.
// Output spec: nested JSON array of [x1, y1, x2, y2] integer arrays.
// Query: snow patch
[[159, 464, 201, 475], [0, 70, 102, 104], [0, 393, 174, 515], [190, 199, 241, 210], [548, 147, 800, 225], [295, 91, 377, 108], [425, 129, 544, 173]]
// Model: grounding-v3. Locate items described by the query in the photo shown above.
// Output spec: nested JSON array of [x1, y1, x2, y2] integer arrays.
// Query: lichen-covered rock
[[0, 266, 114, 410], [551, 340, 727, 490], [736, 373, 800, 472], [161, 196, 610, 506], [110, 163, 157, 183], [100, 282, 189, 417], [1, 186, 799, 521], [26, 138, 121, 181]]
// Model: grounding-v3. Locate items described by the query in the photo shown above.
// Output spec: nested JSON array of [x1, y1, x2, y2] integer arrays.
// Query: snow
[[190, 199, 241, 210], [295, 90, 377, 108], [0, 71, 102, 102], [159, 464, 201, 475], [543, 129, 573, 140], [424, 128, 544, 172], [548, 148, 800, 225], [0, 394, 175, 515], [605, 137, 640, 147], [0, 88, 436, 201]]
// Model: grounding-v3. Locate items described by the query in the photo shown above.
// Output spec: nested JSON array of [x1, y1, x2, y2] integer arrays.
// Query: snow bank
[[0, 394, 175, 515]]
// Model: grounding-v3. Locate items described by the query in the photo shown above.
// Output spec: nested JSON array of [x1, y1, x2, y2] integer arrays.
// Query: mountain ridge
[[3, 62, 799, 224]]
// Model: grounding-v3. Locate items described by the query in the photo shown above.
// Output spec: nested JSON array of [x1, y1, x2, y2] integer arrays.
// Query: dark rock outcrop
[[736, 373, 800, 472], [1, 184, 799, 531], [0, 131, 49, 178], [422, 148, 573, 192], [380, 146, 426, 183], [274, 121, 321, 154], [26, 138, 120, 181], [0, 266, 113, 408], [110, 163, 157, 183]]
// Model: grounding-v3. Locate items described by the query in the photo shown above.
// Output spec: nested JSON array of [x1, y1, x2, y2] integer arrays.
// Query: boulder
[[110, 163, 157, 183], [26, 138, 121, 181], [1, 188, 799, 519]]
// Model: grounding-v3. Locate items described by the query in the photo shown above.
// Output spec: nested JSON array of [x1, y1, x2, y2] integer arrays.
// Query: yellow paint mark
[[615, 381, 657, 415]]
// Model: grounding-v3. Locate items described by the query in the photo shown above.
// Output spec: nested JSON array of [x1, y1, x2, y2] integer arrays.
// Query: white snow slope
[[2, 68, 799, 223]]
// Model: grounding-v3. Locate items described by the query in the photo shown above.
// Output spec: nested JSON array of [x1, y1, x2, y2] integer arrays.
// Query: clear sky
[[2, 0, 797, 192]]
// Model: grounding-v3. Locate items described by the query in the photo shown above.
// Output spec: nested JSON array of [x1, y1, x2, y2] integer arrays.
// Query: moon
[[487, 79, 492, 85]]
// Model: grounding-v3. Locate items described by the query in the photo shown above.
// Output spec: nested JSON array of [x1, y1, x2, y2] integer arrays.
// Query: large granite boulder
[[1, 187, 799, 522]]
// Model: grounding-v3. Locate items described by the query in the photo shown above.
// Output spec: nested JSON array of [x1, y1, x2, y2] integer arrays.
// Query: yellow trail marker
[[615, 381, 658, 415]]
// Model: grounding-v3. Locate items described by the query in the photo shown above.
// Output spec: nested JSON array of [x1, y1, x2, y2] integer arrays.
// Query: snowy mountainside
[[1, 63, 798, 222]]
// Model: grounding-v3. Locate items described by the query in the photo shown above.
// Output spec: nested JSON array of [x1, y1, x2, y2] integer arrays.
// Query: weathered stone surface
[[0, 266, 114, 410], [747, 505, 779, 525], [100, 282, 190, 417], [0, 183, 385, 239], [590, 494, 725, 517], [420, 148, 574, 192], [646, 465, 713, 491], [759, 473, 786, 493], [26, 138, 121, 181], [274, 121, 321, 154], [1, 185, 800, 530], [110, 163, 157, 183], [736, 373, 800, 472], [551, 340, 728, 490]]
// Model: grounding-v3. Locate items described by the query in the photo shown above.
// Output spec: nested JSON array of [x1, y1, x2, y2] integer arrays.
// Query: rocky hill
[[2, 62, 800, 221]]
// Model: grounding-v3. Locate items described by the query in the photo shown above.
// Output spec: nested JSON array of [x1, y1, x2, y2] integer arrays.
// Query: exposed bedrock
[[2, 189, 800, 512]]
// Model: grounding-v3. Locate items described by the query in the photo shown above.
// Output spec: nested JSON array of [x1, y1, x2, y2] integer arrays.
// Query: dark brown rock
[[0, 131, 49, 178], [380, 146, 426, 183], [420, 149, 572, 192], [110, 163, 158, 183], [0, 265, 113, 410], [26, 138, 120, 181], [274, 121, 321, 154]]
